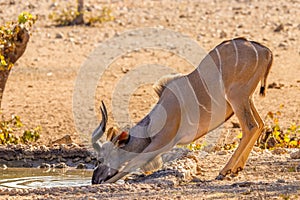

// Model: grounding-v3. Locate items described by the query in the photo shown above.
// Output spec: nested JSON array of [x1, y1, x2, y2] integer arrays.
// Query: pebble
[[277, 179, 285, 183], [43, 153, 52, 159], [272, 148, 287, 155], [73, 157, 81, 162], [278, 42, 288, 50], [217, 150, 228, 155], [58, 157, 67, 162], [70, 143, 79, 148], [219, 30, 227, 38], [191, 176, 202, 183], [40, 163, 51, 168], [39, 145, 49, 151], [76, 163, 87, 169], [54, 162, 67, 169], [274, 24, 284, 32], [290, 150, 300, 159], [1, 164, 7, 169], [88, 188, 98, 193], [85, 156, 92, 163], [23, 162, 33, 167], [55, 32, 64, 39], [116, 179, 125, 184], [49, 155, 57, 161], [202, 145, 216, 153]]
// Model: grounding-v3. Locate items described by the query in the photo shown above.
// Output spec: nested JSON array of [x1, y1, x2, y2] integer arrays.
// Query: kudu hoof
[[215, 174, 225, 180]]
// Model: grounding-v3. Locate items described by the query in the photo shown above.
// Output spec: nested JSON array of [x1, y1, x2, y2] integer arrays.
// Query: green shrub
[[49, 2, 114, 26], [0, 12, 37, 70], [0, 114, 41, 145], [185, 141, 206, 151], [258, 107, 300, 149]]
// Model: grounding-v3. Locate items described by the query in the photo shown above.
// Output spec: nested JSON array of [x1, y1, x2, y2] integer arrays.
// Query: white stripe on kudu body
[[91, 37, 273, 184], [231, 39, 239, 80], [250, 42, 259, 71]]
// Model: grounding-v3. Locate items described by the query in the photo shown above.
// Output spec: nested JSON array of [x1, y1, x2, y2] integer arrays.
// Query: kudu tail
[[259, 48, 273, 97]]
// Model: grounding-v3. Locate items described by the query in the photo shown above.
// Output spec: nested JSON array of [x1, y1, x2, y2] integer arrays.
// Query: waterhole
[[0, 168, 92, 189]]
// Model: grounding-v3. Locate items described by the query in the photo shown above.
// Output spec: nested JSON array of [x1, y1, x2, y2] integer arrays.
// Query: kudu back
[[91, 37, 273, 184]]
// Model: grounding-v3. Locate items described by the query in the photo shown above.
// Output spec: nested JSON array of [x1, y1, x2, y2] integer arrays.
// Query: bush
[[258, 107, 300, 149], [0, 114, 41, 145], [0, 12, 37, 70], [48, 2, 114, 26], [184, 106, 300, 152]]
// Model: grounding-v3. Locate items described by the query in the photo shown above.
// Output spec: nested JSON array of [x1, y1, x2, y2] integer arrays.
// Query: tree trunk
[[0, 70, 10, 107], [0, 26, 30, 108], [72, 0, 84, 25]]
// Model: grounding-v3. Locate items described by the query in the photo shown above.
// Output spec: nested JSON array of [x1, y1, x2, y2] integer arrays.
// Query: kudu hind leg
[[217, 97, 264, 179]]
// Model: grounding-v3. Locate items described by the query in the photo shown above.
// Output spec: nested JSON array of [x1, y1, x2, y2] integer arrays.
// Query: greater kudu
[[91, 37, 273, 184]]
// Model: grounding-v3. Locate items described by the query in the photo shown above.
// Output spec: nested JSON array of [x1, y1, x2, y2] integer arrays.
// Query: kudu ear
[[112, 131, 130, 147], [106, 127, 119, 141]]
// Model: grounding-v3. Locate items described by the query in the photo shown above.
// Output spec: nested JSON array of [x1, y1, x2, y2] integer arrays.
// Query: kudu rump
[[91, 37, 273, 184]]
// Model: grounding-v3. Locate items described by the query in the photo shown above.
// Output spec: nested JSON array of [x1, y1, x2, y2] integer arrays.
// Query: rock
[[23, 162, 33, 167], [272, 148, 287, 155], [55, 162, 67, 169], [278, 42, 288, 50], [217, 150, 228, 155], [252, 146, 262, 152], [116, 179, 125, 184], [69, 143, 80, 148], [1, 164, 7, 169], [49, 155, 57, 161], [69, 38, 76, 44], [232, 122, 240, 128], [277, 179, 285, 183], [85, 156, 92, 163], [290, 150, 300, 159], [191, 176, 202, 183], [55, 32, 64, 39], [67, 32, 74, 37], [274, 24, 284, 32], [3, 154, 13, 161], [43, 153, 52, 159], [73, 157, 81, 162], [58, 156, 66, 162], [202, 144, 216, 153], [121, 67, 129, 73], [219, 30, 227, 38], [268, 82, 284, 89], [40, 163, 51, 168], [24, 149, 33, 155], [51, 135, 73, 145], [232, 181, 254, 187], [76, 163, 87, 169], [24, 155, 35, 160]]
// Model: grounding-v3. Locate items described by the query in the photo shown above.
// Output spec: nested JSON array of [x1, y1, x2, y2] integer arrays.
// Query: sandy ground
[[0, 0, 299, 199]]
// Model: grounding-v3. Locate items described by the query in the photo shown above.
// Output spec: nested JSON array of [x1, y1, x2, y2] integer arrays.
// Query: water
[[0, 168, 92, 189]]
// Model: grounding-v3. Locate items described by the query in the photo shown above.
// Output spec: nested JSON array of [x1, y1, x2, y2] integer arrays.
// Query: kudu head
[[91, 101, 151, 184]]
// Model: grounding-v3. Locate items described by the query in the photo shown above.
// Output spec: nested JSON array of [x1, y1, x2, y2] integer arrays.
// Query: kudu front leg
[[217, 98, 264, 180], [106, 139, 173, 183]]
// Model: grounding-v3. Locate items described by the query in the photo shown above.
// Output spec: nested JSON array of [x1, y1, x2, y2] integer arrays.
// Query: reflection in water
[[0, 168, 92, 189]]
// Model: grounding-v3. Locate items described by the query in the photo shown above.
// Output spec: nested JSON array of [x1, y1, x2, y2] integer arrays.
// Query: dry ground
[[0, 0, 299, 199]]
